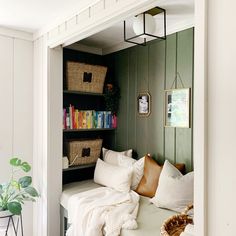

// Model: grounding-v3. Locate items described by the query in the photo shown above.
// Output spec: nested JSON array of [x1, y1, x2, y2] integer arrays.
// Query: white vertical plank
[[13, 39, 33, 236], [0, 35, 13, 181], [33, 36, 48, 236], [194, 0, 207, 235], [207, 0, 236, 235], [47, 46, 63, 236]]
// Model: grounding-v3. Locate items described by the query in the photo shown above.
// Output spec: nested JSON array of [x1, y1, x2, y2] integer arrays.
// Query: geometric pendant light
[[124, 6, 166, 46]]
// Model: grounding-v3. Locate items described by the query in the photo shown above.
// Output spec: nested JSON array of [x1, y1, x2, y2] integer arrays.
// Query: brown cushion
[[135, 154, 162, 197], [135, 155, 186, 197], [174, 163, 186, 175]]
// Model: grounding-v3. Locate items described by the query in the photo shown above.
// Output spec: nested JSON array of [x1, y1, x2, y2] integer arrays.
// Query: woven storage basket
[[67, 139, 103, 166], [66, 61, 107, 94], [160, 205, 193, 236]]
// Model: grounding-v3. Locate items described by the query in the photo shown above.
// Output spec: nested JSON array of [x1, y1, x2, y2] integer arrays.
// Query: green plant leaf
[[19, 176, 32, 188], [24, 187, 39, 197], [10, 158, 22, 166], [15, 197, 24, 204], [20, 162, 31, 172], [7, 201, 22, 215], [11, 180, 20, 189]]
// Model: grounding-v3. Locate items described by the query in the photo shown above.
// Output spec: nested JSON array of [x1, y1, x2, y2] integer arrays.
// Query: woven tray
[[67, 139, 103, 166], [160, 205, 193, 236], [66, 61, 107, 94]]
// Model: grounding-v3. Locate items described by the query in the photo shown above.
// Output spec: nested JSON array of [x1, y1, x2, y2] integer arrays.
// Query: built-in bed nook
[[60, 7, 194, 235]]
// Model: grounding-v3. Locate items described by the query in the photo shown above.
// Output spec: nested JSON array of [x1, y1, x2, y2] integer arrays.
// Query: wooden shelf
[[63, 90, 105, 96], [63, 128, 115, 132], [63, 163, 96, 172]]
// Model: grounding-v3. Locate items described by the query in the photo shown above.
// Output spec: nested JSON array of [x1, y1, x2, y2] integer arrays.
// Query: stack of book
[[63, 105, 117, 130]]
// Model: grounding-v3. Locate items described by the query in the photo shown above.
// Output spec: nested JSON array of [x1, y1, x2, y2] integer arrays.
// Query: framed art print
[[137, 92, 151, 117], [164, 88, 190, 128]]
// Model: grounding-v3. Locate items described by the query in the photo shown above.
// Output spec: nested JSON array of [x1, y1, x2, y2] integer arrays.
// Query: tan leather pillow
[[135, 155, 186, 197], [135, 154, 162, 197]]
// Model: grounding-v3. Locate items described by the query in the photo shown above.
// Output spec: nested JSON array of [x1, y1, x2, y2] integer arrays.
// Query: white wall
[[0, 31, 33, 236], [33, 37, 63, 236], [33, 35, 49, 236], [207, 0, 236, 235]]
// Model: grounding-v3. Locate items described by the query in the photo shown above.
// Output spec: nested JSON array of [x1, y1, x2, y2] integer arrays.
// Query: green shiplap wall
[[106, 28, 194, 172]]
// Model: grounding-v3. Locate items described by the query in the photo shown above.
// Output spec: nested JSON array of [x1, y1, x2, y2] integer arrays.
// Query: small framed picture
[[137, 92, 151, 117], [164, 88, 190, 128]]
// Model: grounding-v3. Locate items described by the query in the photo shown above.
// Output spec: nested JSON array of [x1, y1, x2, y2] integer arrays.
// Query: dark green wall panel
[[127, 47, 138, 150], [148, 41, 165, 162], [175, 28, 194, 172], [109, 28, 194, 171], [136, 46, 149, 156], [164, 33, 177, 164], [114, 51, 129, 150]]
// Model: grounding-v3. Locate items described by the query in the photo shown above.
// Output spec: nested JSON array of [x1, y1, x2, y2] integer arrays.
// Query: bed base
[[60, 206, 68, 236]]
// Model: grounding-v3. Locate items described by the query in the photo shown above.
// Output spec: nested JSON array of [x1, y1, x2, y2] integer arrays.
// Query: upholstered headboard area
[[104, 28, 194, 172]]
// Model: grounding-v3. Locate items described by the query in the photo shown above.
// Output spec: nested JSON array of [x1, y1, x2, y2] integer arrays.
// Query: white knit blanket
[[66, 187, 140, 236]]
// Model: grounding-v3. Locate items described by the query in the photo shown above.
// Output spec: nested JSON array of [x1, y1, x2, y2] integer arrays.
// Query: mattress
[[61, 179, 175, 236], [61, 179, 101, 209]]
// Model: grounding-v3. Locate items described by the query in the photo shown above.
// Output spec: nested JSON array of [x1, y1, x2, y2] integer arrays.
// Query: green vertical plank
[[127, 47, 138, 151], [164, 33, 177, 164], [115, 50, 129, 151], [176, 28, 194, 172], [136, 46, 149, 157], [148, 40, 165, 163]]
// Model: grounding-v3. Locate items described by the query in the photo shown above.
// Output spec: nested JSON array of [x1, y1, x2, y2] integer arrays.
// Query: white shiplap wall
[[0, 32, 33, 236]]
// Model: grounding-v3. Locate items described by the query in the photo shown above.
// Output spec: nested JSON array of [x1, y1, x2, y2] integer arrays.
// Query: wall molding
[[33, 0, 101, 41], [41, 0, 159, 48], [0, 26, 33, 41]]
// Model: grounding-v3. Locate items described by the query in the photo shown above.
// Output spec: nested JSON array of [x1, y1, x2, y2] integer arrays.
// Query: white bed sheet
[[61, 179, 176, 236]]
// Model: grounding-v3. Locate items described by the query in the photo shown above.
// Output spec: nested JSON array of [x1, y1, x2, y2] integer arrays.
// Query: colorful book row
[[63, 105, 117, 130]]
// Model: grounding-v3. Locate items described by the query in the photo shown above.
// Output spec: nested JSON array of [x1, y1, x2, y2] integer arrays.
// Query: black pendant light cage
[[124, 6, 166, 46]]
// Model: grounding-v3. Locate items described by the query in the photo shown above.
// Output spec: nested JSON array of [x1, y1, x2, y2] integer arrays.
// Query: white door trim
[[193, 0, 207, 234]]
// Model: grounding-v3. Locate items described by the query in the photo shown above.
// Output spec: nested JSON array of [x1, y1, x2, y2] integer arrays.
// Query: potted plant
[[0, 157, 39, 229], [104, 83, 120, 128]]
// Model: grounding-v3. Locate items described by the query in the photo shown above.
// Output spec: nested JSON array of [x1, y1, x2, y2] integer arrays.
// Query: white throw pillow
[[94, 158, 132, 192], [102, 147, 132, 165], [118, 154, 145, 190], [151, 160, 194, 213]]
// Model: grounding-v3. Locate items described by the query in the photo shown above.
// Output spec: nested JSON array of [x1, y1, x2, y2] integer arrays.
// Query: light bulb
[[133, 13, 156, 38]]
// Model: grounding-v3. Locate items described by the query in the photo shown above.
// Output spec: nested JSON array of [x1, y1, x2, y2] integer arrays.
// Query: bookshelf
[[63, 90, 116, 184], [62, 49, 118, 184]]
